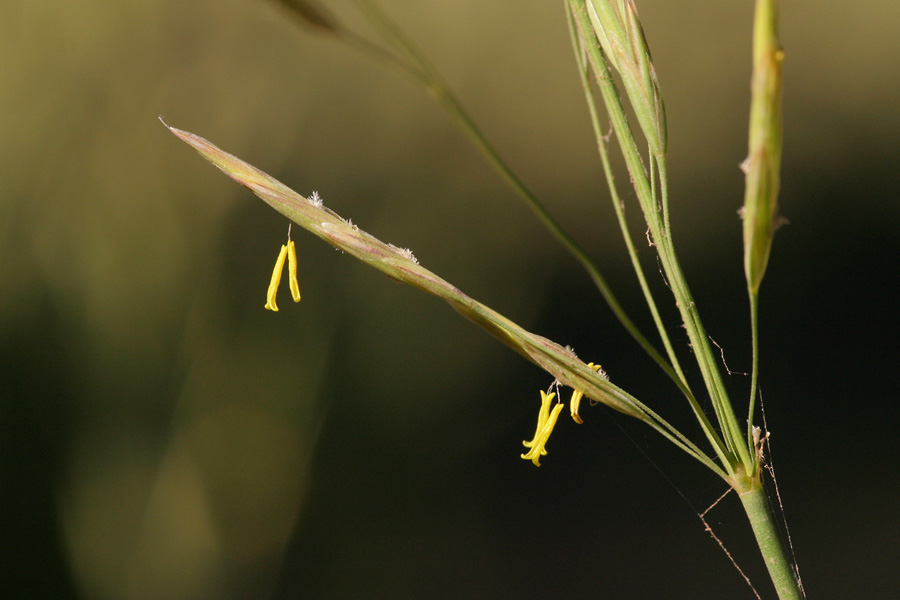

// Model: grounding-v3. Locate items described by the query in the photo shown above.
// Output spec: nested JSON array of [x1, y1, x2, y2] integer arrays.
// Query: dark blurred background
[[2, 1, 899, 598]]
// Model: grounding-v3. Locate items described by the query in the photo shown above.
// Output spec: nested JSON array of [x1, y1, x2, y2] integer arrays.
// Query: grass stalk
[[735, 472, 804, 600]]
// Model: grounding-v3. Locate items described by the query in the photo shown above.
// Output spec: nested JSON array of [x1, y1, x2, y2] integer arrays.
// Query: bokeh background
[[3, 1, 899, 598]]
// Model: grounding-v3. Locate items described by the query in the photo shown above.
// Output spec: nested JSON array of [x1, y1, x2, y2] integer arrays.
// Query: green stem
[[747, 290, 760, 451], [654, 182, 751, 469], [655, 156, 672, 257], [735, 474, 804, 600]]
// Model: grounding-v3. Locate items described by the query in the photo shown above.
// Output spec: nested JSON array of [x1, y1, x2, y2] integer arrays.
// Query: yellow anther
[[287, 240, 301, 302], [570, 390, 585, 424], [264, 244, 289, 311], [521, 391, 565, 467], [523, 391, 555, 451], [264, 233, 302, 312], [570, 362, 602, 424]]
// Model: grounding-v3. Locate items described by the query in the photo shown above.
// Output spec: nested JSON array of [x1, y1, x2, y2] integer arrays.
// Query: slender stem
[[658, 222, 754, 471], [735, 474, 804, 600], [650, 148, 659, 221], [656, 156, 672, 256], [639, 403, 728, 480], [747, 290, 760, 449], [655, 169, 750, 468]]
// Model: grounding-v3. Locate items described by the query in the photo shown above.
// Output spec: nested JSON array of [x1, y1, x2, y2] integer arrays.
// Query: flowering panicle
[[521, 362, 602, 466]]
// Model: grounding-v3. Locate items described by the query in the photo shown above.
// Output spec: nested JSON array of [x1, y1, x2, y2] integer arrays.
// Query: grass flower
[[522, 391, 566, 467], [264, 238, 301, 311], [570, 362, 603, 424], [288, 239, 301, 302]]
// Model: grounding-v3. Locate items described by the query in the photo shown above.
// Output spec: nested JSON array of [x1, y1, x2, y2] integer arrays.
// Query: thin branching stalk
[[747, 291, 761, 446]]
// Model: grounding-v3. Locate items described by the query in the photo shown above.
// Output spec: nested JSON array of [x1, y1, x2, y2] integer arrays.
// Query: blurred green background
[[3, 1, 899, 598]]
